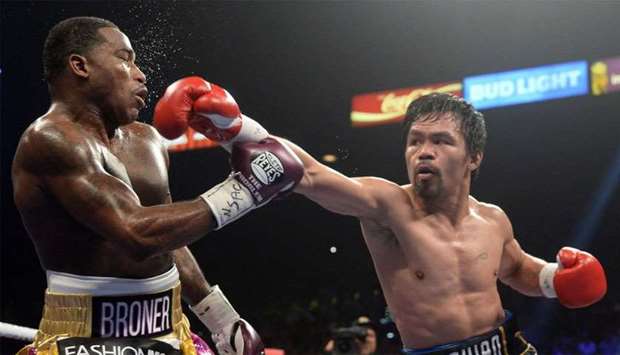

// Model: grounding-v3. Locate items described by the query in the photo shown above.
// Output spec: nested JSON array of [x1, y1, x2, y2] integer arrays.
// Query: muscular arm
[[278, 137, 395, 219], [499, 238, 547, 296], [496, 210, 547, 296], [14, 125, 216, 261], [156, 149, 213, 306], [173, 247, 213, 305]]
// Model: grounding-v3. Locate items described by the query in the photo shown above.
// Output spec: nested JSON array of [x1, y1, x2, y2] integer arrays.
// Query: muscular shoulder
[[124, 122, 162, 141], [123, 122, 168, 156], [357, 178, 412, 222], [471, 197, 514, 242], [359, 177, 410, 204], [14, 116, 98, 176], [357, 176, 403, 191], [354, 180, 409, 231]]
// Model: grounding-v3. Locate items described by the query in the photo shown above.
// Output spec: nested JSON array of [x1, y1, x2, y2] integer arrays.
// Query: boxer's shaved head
[[43, 16, 118, 84]]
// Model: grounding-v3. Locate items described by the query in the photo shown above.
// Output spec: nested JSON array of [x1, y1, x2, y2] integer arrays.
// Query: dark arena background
[[1, 1, 619, 354]]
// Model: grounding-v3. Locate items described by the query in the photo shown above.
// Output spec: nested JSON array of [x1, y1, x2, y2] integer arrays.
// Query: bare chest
[[105, 137, 169, 206], [412, 219, 503, 286], [363, 216, 504, 291]]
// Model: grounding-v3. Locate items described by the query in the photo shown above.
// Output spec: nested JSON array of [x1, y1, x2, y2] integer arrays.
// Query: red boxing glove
[[539, 247, 607, 308], [190, 84, 243, 141], [154, 76, 268, 150], [153, 76, 212, 139], [192, 86, 269, 150]]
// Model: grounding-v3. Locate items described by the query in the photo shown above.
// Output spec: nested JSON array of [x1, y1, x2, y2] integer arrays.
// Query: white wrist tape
[[221, 114, 269, 152], [190, 285, 240, 333], [538, 262, 559, 298], [200, 174, 255, 229]]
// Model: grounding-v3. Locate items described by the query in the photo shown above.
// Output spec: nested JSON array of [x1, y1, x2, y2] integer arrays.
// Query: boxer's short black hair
[[43, 16, 118, 83], [402, 93, 487, 178]]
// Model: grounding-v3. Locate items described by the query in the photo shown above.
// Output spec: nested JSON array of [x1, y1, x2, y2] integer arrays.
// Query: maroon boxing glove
[[200, 137, 303, 229], [230, 137, 302, 204], [191, 286, 265, 355]]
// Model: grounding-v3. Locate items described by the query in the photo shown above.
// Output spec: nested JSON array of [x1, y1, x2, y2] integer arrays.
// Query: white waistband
[[46, 265, 179, 296]]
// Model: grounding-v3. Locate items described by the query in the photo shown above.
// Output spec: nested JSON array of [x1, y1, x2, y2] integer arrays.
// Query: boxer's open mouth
[[134, 87, 148, 108], [415, 164, 437, 176]]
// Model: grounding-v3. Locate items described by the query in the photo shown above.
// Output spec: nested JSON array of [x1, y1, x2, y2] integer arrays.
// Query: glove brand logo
[[251, 152, 284, 185]]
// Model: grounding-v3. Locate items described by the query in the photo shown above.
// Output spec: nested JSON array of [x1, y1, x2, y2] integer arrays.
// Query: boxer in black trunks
[[184, 89, 608, 354]]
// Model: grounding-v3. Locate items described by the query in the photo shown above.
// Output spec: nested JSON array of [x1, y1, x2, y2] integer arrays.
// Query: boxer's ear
[[469, 151, 483, 172], [68, 54, 89, 79]]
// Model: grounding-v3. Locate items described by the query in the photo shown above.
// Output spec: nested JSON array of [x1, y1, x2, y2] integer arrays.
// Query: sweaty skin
[[12, 26, 211, 303], [284, 116, 546, 348]]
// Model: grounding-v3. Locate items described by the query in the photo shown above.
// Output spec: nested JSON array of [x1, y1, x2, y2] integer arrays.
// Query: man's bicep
[[499, 233, 547, 296], [45, 168, 142, 240], [19, 127, 142, 241], [280, 137, 383, 217], [498, 237, 525, 282], [493, 207, 525, 282], [299, 167, 385, 218], [491, 206, 546, 295]]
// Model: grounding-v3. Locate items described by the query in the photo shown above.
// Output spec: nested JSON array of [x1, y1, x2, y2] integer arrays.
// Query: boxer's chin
[[120, 108, 140, 125], [414, 177, 441, 199]]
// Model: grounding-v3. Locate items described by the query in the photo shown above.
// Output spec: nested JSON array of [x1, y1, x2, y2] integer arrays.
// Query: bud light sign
[[463, 60, 588, 109]]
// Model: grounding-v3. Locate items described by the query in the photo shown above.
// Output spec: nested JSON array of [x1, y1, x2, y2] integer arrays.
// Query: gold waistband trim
[[38, 282, 183, 338], [18, 283, 200, 355]]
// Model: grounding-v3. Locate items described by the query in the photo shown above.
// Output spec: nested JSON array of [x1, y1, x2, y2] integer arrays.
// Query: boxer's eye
[[117, 53, 132, 62]]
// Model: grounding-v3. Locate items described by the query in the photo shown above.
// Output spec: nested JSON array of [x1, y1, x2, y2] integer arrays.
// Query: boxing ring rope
[[0, 321, 37, 341]]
